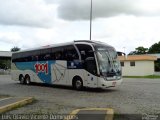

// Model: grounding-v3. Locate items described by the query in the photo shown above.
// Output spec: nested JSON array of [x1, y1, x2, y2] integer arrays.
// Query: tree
[[148, 41, 160, 53], [128, 51, 137, 55], [135, 46, 148, 54], [11, 46, 20, 52], [128, 46, 148, 55]]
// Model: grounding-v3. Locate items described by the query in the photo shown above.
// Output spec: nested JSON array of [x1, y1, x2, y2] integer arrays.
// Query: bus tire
[[73, 77, 83, 90], [24, 75, 31, 85], [19, 75, 25, 84]]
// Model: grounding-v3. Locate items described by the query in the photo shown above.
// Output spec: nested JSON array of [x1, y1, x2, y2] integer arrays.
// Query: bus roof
[[13, 40, 113, 53], [74, 40, 111, 46]]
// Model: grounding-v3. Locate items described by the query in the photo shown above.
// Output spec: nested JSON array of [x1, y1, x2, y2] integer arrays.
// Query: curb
[[0, 97, 34, 113], [65, 108, 114, 120]]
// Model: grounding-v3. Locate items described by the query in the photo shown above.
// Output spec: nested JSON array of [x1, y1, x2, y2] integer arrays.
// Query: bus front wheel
[[73, 77, 83, 90]]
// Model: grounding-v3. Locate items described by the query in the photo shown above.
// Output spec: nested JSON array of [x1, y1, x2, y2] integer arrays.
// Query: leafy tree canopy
[[11, 46, 20, 52], [135, 46, 148, 54], [148, 41, 160, 53], [128, 46, 148, 55]]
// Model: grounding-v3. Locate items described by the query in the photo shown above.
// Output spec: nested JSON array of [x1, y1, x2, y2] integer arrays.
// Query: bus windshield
[[95, 45, 121, 79]]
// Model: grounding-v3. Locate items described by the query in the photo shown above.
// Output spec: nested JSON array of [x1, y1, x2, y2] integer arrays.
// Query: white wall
[[122, 61, 155, 76], [0, 51, 12, 57]]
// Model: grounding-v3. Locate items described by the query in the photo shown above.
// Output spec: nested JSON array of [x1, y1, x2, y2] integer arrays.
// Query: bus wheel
[[19, 75, 24, 84], [25, 75, 31, 85], [73, 77, 83, 90]]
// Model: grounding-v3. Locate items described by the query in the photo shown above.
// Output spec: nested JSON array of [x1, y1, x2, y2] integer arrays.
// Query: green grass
[[123, 75, 160, 79]]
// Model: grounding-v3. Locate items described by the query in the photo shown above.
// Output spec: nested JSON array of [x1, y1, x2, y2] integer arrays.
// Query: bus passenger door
[[85, 57, 98, 88], [51, 61, 68, 85]]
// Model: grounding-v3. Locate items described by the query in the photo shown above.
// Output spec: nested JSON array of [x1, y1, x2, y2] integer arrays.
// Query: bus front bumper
[[98, 78, 123, 88]]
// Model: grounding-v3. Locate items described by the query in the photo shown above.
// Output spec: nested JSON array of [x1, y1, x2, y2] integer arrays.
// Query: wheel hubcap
[[76, 80, 82, 89], [20, 77, 24, 83], [26, 77, 30, 84]]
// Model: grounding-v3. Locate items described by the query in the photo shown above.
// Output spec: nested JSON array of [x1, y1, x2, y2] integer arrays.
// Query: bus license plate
[[112, 81, 116, 86]]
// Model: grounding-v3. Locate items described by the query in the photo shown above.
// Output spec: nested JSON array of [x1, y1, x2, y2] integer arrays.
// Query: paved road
[[0, 75, 160, 118]]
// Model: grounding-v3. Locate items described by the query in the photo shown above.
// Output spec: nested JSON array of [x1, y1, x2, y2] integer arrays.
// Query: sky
[[1, 0, 160, 54]]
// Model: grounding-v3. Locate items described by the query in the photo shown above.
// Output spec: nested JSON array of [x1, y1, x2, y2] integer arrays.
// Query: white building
[[118, 55, 157, 76], [0, 51, 12, 57]]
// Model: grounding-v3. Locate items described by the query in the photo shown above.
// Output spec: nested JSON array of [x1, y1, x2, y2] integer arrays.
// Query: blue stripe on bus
[[15, 60, 55, 84], [15, 60, 83, 84]]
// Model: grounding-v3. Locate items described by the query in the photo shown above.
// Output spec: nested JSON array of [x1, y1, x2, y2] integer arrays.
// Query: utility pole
[[90, 0, 92, 40]]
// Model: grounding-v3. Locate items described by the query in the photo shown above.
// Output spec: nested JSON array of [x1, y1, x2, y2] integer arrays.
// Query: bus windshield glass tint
[[95, 45, 121, 78]]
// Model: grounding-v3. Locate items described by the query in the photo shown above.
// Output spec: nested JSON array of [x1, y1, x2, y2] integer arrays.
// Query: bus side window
[[64, 45, 79, 61], [32, 56, 39, 61], [44, 54, 51, 60], [38, 55, 44, 61], [76, 44, 97, 75], [55, 52, 62, 60], [50, 47, 64, 60], [23, 56, 31, 62], [76, 44, 94, 60], [50, 53, 56, 60]]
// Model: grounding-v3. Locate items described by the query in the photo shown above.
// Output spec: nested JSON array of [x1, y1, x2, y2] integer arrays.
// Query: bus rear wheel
[[24, 75, 31, 85], [19, 75, 25, 84], [73, 77, 83, 90]]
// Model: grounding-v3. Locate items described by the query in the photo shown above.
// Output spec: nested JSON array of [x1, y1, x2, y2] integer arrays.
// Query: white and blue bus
[[11, 40, 122, 90]]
